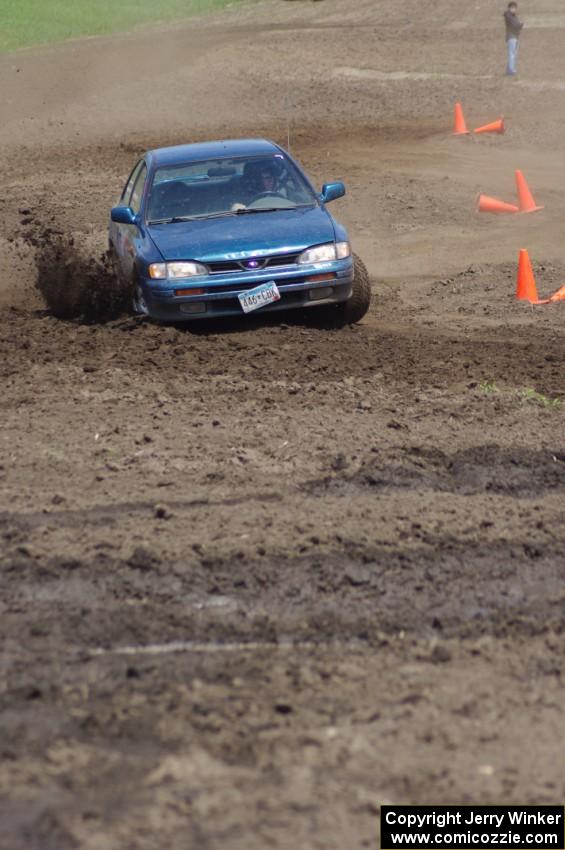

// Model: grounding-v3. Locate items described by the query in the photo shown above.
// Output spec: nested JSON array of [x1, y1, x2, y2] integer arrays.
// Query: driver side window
[[129, 164, 147, 215], [120, 160, 144, 206]]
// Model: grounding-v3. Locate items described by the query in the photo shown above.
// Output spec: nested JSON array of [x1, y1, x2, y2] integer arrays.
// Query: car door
[[112, 159, 147, 280]]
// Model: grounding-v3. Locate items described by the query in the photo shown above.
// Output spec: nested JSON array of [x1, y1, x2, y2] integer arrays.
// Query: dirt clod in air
[[33, 229, 132, 322]]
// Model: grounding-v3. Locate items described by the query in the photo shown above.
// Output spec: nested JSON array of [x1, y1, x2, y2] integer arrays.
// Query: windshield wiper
[[148, 211, 237, 225], [148, 204, 315, 225], [235, 203, 314, 215], [234, 207, 280, 215], [187, 211, 238, 221]]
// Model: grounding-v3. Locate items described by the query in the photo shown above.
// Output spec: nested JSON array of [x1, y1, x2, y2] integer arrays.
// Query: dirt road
[[1, 1, 564, 848]]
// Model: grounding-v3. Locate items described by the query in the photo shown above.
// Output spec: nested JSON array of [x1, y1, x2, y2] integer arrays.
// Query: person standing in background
[[504, 2, 523, 76]]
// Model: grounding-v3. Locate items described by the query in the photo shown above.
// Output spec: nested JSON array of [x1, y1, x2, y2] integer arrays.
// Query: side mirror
[[320, 182, 345, 204], [111, 206, 138, 225]]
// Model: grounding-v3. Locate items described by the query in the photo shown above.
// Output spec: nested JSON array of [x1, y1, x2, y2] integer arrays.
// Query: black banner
[[381, 806, 565, 850]]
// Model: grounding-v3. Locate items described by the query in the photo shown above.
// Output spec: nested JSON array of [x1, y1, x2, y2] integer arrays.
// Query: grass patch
[[517, 388, 564, 408], [478, 382, 563, 408], [0, 0, 254, 53], [479, 380, 499, 394]]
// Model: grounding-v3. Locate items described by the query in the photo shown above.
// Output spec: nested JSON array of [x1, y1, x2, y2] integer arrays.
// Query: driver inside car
[[232, 161, 286, 209], [257, 165, 279, 194]]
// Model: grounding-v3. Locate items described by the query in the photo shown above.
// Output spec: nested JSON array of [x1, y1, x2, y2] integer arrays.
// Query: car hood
[[147, 205, 336, 263]]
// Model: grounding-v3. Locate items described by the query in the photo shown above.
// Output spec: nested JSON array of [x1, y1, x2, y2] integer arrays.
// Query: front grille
[[207, 252, 300, 275]]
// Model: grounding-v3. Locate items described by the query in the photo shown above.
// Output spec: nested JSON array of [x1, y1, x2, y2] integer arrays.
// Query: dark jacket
[[504, 10, 523, 39]]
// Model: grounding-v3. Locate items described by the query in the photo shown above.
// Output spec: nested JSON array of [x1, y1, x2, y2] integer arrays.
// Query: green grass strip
[[0, 0, 254, 53]]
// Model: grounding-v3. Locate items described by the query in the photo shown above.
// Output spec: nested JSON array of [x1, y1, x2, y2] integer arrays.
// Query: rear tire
[[329, 253, 372, 325]]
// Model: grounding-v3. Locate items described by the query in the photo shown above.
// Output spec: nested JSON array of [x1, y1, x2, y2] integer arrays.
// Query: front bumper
[[139, 258, 354, 321]]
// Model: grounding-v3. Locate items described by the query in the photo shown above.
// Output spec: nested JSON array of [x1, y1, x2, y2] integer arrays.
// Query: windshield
[[146, 153, 317, 223]]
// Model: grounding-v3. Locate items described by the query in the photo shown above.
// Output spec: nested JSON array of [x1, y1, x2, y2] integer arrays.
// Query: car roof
[[147, 139, 282, 168]]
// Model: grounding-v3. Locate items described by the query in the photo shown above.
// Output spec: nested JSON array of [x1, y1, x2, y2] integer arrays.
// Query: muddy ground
[[1, 1, 565, 848]]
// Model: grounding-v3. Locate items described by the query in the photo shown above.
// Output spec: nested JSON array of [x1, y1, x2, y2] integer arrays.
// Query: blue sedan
[[109, 139, 371, 323]]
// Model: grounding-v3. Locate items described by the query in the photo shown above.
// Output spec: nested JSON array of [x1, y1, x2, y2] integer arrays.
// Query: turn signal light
[[308, 273, 336, 284], [174, 288, 205, 297]]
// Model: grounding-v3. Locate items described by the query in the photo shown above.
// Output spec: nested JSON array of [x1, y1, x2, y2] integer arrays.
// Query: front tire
[[331, 253, 372, 325], [132, 279, 149, 316]]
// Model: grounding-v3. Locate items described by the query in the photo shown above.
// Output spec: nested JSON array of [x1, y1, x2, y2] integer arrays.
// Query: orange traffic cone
[[548, 284, 565, 303], [474, 117, 505, 135], [453, 102, 470, 136], [515, 170, 544, 213], [477, 194, 519, 214], [516, 249, 548, 304]]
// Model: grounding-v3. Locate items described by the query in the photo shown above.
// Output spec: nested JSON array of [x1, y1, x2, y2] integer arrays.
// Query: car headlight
[[148, 262, 207, 280], [148, 263, 167, 279], [297, 242, 350, 265]]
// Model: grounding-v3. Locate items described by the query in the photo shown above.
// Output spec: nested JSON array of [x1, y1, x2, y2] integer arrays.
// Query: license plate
[[238, 280, 281, 313]]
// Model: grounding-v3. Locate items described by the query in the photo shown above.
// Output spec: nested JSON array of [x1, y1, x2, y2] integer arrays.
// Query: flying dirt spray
[[22, 212, 133, 321]]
